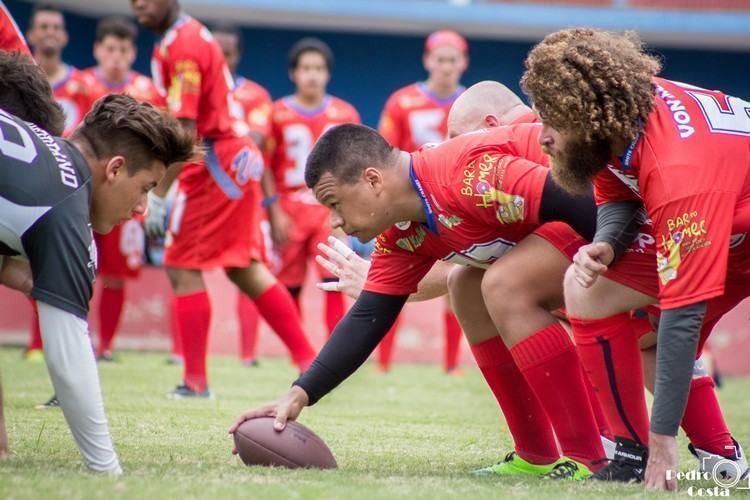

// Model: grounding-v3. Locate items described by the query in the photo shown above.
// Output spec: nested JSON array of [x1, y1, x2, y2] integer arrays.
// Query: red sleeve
[[593, 167, 641, 205], [363, 227, 436, 295], [651, 191, 733, 309], [453, 148, 547, 228], [265, 109, 283, 181], [378, 93, 403, 149], [246, 92, 272, 139], [163, 41, 204, 121]]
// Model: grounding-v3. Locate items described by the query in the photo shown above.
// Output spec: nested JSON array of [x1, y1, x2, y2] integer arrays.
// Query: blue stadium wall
[[7, 0, 748, 127]]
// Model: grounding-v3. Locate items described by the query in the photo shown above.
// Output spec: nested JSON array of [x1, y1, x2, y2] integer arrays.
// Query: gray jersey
[[0, 108, 95, 319]]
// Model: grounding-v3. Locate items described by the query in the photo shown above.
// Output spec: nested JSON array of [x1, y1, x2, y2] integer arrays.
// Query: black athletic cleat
[[35, 394, 60, 409], [591, 437, 647, 484], [167, 384, 214, 400]]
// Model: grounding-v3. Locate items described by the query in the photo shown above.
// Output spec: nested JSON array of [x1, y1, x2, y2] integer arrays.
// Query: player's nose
[[539, 125, 554, 147], [134, 193, 148, 216], [329, 212, 344, 229]]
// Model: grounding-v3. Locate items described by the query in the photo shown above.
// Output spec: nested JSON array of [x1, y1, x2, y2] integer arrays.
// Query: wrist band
[[261, 194, 279, 208]]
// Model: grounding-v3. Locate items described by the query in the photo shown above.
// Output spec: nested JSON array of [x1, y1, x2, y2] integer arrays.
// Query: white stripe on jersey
[[0, 196, 51, 256]]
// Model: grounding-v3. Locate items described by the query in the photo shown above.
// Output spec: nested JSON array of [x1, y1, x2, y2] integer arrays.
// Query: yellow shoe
[[24, 349, 44, 364]]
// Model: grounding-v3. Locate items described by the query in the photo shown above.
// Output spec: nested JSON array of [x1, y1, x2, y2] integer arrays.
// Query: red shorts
[[532, 221, 587, 260], [273, 192, 331, 287], [606, 228, 750, 355], [95, 219, 145, 278], [165, 137, 266, 269]]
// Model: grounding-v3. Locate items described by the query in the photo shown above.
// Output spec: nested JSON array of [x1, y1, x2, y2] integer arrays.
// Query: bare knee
[[166, 267, 204, 295]]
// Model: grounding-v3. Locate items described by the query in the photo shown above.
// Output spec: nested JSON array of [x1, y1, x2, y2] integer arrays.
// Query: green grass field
[[1, 347, 749, 499]]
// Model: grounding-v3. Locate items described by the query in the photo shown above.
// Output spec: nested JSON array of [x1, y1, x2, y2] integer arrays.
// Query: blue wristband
[[261, 194, 279, 208]]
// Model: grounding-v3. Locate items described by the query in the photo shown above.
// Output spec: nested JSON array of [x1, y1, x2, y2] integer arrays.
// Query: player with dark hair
[[131, 0, 317, 398], [264, 37, 360, 338], [24, 2, 97, 365], [0, 93, 196, 472], [211, 22, 275, 367], [231, 122, 618, 480], [522, 28, 750, 490], [376, 30, 468, 374], [82, 16, 164, 362]]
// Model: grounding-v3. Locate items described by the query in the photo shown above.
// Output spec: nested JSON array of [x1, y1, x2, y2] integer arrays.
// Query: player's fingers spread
[[316, 281, 339, 292], [315, 255, 340, 276], [330, 237, 354, 259]]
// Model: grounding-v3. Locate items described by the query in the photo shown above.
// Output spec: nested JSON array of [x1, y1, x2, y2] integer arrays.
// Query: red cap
[[424, 30, 468, 54]]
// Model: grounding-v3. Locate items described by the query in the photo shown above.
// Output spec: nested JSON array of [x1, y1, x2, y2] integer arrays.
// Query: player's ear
[[104, 156, 127, 182], [363, 167, 383, 193], [485, 115, 499, 128]]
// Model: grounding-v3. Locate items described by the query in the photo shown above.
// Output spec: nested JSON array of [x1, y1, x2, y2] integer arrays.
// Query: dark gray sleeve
[[293, 291, 408, 405], [23, 187, 95, 320], [593, 201, 647, 263], [650, 301, 707, 436]]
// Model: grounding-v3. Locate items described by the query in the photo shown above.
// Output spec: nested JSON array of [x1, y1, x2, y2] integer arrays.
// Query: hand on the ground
[[228, 386, 309, 453], [315, 236, 370, 300], [644, 431, 679, 491], [571, 242, 614, 288]]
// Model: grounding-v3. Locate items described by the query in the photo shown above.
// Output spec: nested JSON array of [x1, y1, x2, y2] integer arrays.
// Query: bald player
[[317, 81, 534, 301]]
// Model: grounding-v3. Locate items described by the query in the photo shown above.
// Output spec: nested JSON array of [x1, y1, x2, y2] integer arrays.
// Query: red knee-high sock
[[324, 291, 345, 336], [443, 310, 462, 372], [97, 286, 125, 356], [253, 283, 316, 371], [237, 293, 260, 362], [377, 314, 401, 371], [27, 298, 43, 351], [176, 291, 211, 392], [510, 322, 605, 469], [581, 363, 613, 440], [681, 376, 734, 455], [471, 336, 560, 464], [169, 295, 183, 359], [570, 314, 650, 446]]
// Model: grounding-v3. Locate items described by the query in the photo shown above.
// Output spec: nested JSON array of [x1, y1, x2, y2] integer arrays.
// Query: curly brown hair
[[521, 28, 661, 143]]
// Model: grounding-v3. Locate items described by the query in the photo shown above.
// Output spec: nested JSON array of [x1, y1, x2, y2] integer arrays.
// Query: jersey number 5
[[677, 82, 750, 136]]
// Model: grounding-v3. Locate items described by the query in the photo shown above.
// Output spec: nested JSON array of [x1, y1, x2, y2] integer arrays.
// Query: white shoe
[[690, 438, 749, 481], [601, 435, 616, 461]]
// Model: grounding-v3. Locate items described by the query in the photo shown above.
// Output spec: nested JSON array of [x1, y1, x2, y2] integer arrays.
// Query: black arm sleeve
[[650, 301, 707, 436], [538, 174, 597, 241], [593, 201, 648, 263], [293, 291, 408, 405]]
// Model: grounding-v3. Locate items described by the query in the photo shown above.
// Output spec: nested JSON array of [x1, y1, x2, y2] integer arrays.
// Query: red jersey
[[0, 1, 30, 55], [594, 77, 750, 309], [378, 82, 464, 152], [230, 76, 272, 141], [364, 123, 553, 295], [150, 15, 235, 140], [51, 65, 96, 137], [84, 68, 164, 107], [268, 95, 360, 196]]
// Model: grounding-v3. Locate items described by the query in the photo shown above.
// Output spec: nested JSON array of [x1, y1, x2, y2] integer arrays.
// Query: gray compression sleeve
[[650, 301, 707, 436], [593, 201, 647, 263], [38, 302, 122, 474]]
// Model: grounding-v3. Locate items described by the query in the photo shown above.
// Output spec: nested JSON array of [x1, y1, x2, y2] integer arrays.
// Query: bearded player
[[265, 37, 360, 336], [522, 28, 750, 490], [376, 30, 468, 374], [131, 0, 317, 398]]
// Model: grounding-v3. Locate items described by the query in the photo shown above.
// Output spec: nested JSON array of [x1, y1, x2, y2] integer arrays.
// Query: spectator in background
[[265, 37, 361, 338]]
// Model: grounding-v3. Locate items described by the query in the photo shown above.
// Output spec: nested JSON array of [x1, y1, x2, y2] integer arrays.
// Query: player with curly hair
[[522, 28, 750, 490]]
